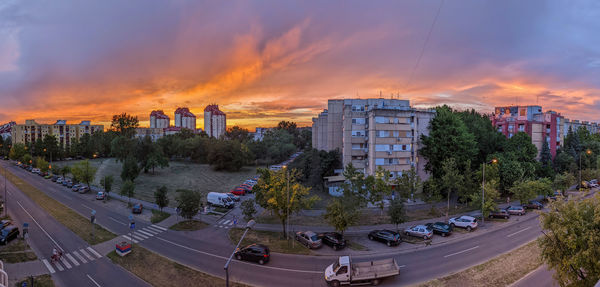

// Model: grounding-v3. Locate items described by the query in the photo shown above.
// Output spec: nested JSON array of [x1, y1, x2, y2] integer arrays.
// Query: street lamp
[[282, 165, 290, 240], [481, 158, 498, 226], [579, 149, 592, 191], [224, 220, 256, 287]]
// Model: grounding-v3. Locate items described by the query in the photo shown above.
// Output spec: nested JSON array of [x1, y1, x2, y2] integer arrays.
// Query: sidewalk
[[5, 260, 48, 286]]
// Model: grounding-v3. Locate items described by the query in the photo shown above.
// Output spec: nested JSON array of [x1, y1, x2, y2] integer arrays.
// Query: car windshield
[[310, 235, 319, 241], [332, 260, 340, 271], [0, 229, 8, 236]]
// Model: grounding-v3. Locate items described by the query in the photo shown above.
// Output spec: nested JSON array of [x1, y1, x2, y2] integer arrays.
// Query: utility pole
[[224, 220, 255, 287]]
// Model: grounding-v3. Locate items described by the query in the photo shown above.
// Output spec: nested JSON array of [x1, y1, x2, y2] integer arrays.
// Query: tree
[[60, 165, 71, 179], [36, 157, 50, 172], [538, 195, 600, 286], [111, 136, 136, 162], [241, 199, 257, 221], [9, 143, 26, 161], [458, 109, 506, 168], [175, 189, 202, 220], [154, 186, 169, 212], [120, 180, 135, 204], [22, 154, 32, 166], [145, 145, 169, 174], [253, 168, 319, 238], [370, 167, 392, 215], [42, 135, 59, 162], [71, 160, 97, 189], [207, 140, 252, 171], [540, 141, 552, 167], [276, 121, 298, 137], [111, 113, 139, 138], [395, 166, 422, 201], [553, 149, 576, 174], [100, 175, 114, 199], [388, 198, 407, 232], [225, 126, 251, 142], [469, 179, 500, 218], [121, 156, 139, 182], [510, 179, 553, 204], [553, 172, 575, 195], [440, 158, 463, 218], [421, 178, 442, 215], [323, 197, 360, 237]]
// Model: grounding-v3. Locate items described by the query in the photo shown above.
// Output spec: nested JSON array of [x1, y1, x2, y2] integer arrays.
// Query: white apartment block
[[204, 104, 226, 138], [174, 107, 197, 130]]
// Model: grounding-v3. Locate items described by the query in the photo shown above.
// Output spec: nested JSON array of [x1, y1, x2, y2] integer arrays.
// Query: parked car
[[548, 191, 563, 201], [62, 179, 70, 186], [66, 181, 74, 188], [0, 220, 12, 229], [96, 191, 106, 200], [51, 175, 58, 182], [56, 178, 63, 184], [0, 226, 19, 245], [295, 231, 322, 249], [368, 230, 401, 247], [448, 215, 478, 231], [523, 200, 543, 210], [71, 184, 82, 192], [230, 187, 246, 196], [207, 192, 234, 208], [489, 209, 510, 219], [44, 174, 52, 179], [425, 222, 453, 237], [318, 232, 347, 250], [78, 186, 90, 194], [225, 193, 240, 202], [31, 168, 40, 174], [132, 203, 143, 214], [234, 244, 270, 265], [404, 225, 433, 240], [505, 205, 526, 216], [239, 184, 253, 193]]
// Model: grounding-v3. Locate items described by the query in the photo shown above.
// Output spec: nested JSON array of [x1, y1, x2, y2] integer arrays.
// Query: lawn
[[57, 158, 258, 207], [1, 167, 116, 245], [0, 238, 37, 263], [15, 274, 55, 287], [417, 240, 541, 287], [169, 220, 209, 231], [228, 228, 311, 255], [107, 246, 249, 287], [151, 210, 170, 224]]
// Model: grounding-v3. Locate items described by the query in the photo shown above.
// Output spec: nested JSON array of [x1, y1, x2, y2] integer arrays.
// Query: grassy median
[[0, 238, 37, 263], [169, 220, 209, 231], [417, 240, 541, 287], [1, 167, 116, 245], [228, 228, 311, 255], [151, 210, 170, 224], [15, 274, 55, 287], [107, 245, 248, 287]]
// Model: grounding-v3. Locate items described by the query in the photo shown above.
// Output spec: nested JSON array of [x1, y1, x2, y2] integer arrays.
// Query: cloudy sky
[[1, 0, 600, 129]]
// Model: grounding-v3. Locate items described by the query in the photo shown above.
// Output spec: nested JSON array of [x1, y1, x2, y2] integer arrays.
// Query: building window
[[375, 145, 389, 151], [509, 133, 514, 138], [351, 131, 365, 137], [376, 131, 390, 138], [375, 158, 385, 166], [352, 144, 364, 150], [351, 118, 365, 125], [374, 117, 387, 124], [393, 131, 399, 137], [352, 105, 365, 112]]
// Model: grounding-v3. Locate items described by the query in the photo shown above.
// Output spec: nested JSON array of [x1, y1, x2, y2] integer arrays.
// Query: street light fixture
[[481, 158, 497, 226], [224, 220, 256, 287]]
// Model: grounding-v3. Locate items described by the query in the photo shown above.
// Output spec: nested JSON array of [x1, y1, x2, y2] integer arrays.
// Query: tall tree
[[120, 180, 135, 204], [458, 109, 506, 168], [225, 126, 251, 142], [553, 172, 575, 195], [370, 167, 392, 215], [276, 121, 298, 136], [388, 198, 407, 232], [207, 140, 252, 171], [100, 175, 114, 199], [510, 179, 553, 204], [323, 197, 360, 237], [469, 179, 500, 218], [111, 136, 136, 162], [540, 140, 552, 167], [175, 189, 202, 220], [111, 113, 139, 138], [60, 165, 71, 179], [241, 199, 257, 221], [154, 186, 169, 212], [440, 158, 463, 218], [8, 143, 26, 161], [71, 160, 97, 189], [121, 156, 140, 182], [395, 166, 422, 201]]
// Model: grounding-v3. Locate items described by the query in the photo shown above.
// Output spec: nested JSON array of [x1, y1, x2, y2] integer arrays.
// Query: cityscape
[[0, 1, 600, 287]]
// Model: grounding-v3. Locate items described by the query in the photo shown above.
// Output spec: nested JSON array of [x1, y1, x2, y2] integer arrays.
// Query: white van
[[207, 192, 234, 209]]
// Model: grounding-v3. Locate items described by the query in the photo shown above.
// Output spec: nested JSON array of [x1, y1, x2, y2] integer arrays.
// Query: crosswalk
[[42, 247, 102, 274], [215, 218, 237, 229], [121, 224, 167, 244]]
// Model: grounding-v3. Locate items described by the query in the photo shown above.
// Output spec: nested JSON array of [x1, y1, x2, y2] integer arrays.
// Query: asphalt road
[[1, 168, 149, 287], [1, 161, 550, 286]]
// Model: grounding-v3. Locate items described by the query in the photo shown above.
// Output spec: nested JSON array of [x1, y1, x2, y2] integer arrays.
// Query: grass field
[[417, 240, 541, 287], [151, 210, 170, 224], [228, 228, 311, 255], [1, 167, 116, 245], [56, 158, 257, 206], [15, 274, 55, 287], [0, 238, 37, 263], [107, 246, 249, 287], [169, 220, 209, 231]]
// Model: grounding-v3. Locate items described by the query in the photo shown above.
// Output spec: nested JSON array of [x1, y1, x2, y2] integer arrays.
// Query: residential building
[[564, 119, 600, 136], [0, 122, 15, 140], [312, 98, 435, 180], [252, 127, 272, 141], [150, 110, 170, 129], [204, 104, 226, 138], [11, 120, 103, 148], [135, 128, 165, 142], [174, 107, 196, 130], [490, 106, 564, 158]]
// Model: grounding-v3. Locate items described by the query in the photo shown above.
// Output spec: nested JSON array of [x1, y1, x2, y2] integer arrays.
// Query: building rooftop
[[175, 107, 196, 118], [204, 104, 226, 116]]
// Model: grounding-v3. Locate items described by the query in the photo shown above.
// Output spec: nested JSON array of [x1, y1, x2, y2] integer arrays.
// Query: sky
[[1, 0, 600, 130]]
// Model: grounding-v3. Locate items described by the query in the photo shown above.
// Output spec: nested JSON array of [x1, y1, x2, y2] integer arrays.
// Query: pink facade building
[[174, 107, 197, 130], [150, 110, 170, 129]]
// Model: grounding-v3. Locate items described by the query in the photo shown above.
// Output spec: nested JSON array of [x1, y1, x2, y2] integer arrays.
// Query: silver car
[[404, 225, 433, 240], [295, 231, 322, 249], [505, 205, 526, 216]]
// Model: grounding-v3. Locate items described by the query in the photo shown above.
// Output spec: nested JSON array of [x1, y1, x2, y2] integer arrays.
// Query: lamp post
[[224, 220, 256, 287], [579, 149, 592, 191], [481, 158, 497, 226]]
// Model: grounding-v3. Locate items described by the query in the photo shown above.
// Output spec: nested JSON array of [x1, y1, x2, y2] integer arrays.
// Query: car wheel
[[450, 223, 455, 228], [537, 206, 541, 210], [386, 241, 391, 247], [466, 226, 472, 232], [333, 245, 338, 251], [258, 259, 265, 265], [371, 279, 381, 286], [235, 254, 241, 260], [441, 233, 446, 237], [330, 280, 340, 287], [423, 235, 428, 240], [368, 235, 374, 240], [505, 216, 508, 219], [405, 232, 410, 236]]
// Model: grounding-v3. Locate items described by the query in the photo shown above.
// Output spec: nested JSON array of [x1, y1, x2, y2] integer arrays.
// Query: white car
[[448, 215, 478, 232]]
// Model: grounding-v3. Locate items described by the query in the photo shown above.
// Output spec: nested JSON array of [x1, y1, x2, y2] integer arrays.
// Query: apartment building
[[174, 107, 196, 130], [312, 98, 435, 180], [150, 110, 170, 129], [135, 128, 165, 142], [11, 120, 103, 148], [564, 119, 600, 136], [0, 122, 15, 140], [204, 104, 226, 138], [252, 127, 272, 141], [490, 106, 564, 158]]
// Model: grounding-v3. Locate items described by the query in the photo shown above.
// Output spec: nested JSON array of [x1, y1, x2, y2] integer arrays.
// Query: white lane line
[[60, 256, 72, 269], [145, 226, 163, 234], [66, 254, 80, 266], [16, 201, 63, 251], [79, 248, 95, 261], [122, 235, 139, 244], [137, 230, 154, 237], [222, 220, 231, 225], [141, 228, 160, 235], [72, 250, 88, 264], [133, 232, 148, 239], [151, 224, 167, 231], [444, 246, 480, 258], [507, 227, 532, 238], [87, 247, 102, 258], [132, 234, 147, 241], [81, 204, 93, 210], [399, 265, 406, 268], [109, 217, 127, 226], [87, 274, 102, 287], [155, 237, 322, 274], [54, 261, 64, 271], [42, 259, 56, 274]]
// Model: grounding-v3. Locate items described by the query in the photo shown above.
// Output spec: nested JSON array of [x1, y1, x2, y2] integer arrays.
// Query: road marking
[[108, 217, 127, 226], [132, 234, 147, 241], [79, 248, 95, 261], [507, 227, 532, 238], [59, 256, 72, 269], [444, 246, 479, 258], [42, 259, 56, 274], [399, 265, 406, 268], [73, 250, 88, 264], [54, 261, 64, 271], [145, 226, 163, 233], [137, 230, 154, 237], [141, 228, 159, 236], [87, 274, 102, 287], [87, 247, 102, 258], [16, 201, 63, 251], [66, 253, 80, 266], [133, 232, 148, 239], [81, 204, 93, 210], [151, 224, 167, 231], [156, 237, 322, 274], [122, 235, 139, 244], [222, 220, 231, 225]]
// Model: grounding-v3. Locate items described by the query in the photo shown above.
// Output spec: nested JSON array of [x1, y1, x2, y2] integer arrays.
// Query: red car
[[230, 187, 246, 196], [239, 184, 253, 192]]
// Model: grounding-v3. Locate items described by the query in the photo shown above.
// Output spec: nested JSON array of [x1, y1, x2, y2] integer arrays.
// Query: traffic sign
[[130, 222, 135, 229]]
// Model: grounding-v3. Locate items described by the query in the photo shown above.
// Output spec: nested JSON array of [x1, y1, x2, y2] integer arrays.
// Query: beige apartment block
[[11, 120, 103, 148], [312, 98, 435, 181]]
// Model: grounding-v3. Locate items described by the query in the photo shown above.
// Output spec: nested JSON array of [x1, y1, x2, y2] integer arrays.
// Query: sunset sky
[[1, 1, 600, 130]]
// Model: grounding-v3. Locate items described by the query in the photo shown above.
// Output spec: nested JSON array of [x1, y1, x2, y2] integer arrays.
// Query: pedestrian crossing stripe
[[136, 230, 153, 237], [72, 250, 87, 264], [41, 247, 103, 273], [123, 235, 139, 243], [66, 253, 80, 266], [151, 224, 167, 231], [59, 256, 72, 269], [42, 259, 55, 274], [79, 249, 95, 261]]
